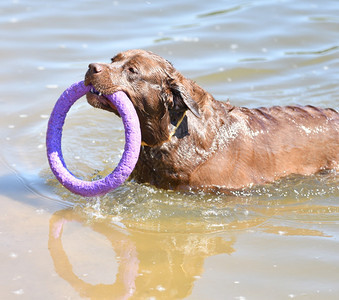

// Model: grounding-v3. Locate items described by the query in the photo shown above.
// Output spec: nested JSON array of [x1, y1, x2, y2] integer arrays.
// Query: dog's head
[[85, 49, 200, 147]]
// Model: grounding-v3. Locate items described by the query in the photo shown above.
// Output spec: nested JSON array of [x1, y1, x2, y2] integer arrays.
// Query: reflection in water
[[48, 173, 338, 300], [48, 169, 338, 299], [49, 209, 235, 299], [49, 210, 139, 299]]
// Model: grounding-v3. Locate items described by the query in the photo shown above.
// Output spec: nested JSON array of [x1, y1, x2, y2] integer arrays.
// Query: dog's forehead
[[113, 51, 167, 67], [133, 55, 164, 69]]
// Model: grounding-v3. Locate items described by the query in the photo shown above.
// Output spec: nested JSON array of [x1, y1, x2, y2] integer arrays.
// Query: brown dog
[[85, 49, 338, 192]]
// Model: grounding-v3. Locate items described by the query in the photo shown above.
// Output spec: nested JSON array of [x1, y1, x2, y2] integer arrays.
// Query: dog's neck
[[141, 110, 187, 147]]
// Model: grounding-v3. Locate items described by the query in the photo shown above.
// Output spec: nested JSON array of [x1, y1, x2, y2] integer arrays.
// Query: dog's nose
[[88, 63, 103, 74]]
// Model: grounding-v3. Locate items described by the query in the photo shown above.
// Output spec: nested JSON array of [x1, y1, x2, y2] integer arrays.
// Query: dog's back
[[188, 104, 338, 190]]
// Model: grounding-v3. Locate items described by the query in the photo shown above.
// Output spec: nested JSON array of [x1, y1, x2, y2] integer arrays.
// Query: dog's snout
[[88, 63, 103, 74]]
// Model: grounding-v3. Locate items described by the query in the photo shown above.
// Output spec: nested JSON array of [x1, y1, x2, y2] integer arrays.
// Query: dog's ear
[[168, 79, 201, 118]]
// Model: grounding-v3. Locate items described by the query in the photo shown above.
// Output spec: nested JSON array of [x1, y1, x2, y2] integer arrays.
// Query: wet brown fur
[[85, 49, 339, 192]]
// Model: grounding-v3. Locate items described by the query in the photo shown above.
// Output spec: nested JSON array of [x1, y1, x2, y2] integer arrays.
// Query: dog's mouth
[[86, 86, 120, 115]]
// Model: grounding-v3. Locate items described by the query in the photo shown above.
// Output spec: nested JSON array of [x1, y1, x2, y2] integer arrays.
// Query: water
[[1, 0, 338, 299]]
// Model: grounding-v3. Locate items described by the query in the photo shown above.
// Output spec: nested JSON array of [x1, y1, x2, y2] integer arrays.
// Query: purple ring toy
[[46, 81, 141, 197]]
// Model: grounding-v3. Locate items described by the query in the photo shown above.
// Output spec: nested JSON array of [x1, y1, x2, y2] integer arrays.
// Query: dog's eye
[[128, 67, 138, 74]]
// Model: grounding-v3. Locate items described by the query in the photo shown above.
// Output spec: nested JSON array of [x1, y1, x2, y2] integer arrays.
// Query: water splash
[[46, 170, 339, 234]]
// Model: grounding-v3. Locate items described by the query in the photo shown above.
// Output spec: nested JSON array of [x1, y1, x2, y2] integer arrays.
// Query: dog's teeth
[[98, 92, 102, 96], [90, 88, 94, 93]]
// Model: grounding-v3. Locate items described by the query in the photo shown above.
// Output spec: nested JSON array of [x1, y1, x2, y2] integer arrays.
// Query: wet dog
[[85, 49, 338, 192]]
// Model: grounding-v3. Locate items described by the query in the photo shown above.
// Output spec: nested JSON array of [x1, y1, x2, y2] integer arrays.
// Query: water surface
[[0, 0, 338, 299]]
